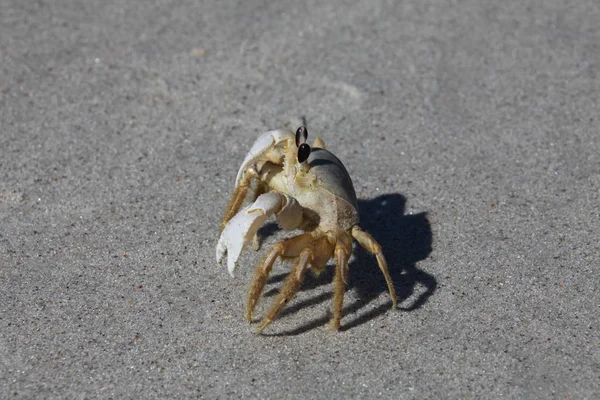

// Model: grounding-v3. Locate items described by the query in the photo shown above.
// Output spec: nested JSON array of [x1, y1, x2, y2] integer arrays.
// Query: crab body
[[266, 147, 359, 232], [216, 127, 397, 333]]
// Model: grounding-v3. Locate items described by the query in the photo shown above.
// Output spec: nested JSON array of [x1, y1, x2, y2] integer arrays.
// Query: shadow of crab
[[256, 193, 435, 335]]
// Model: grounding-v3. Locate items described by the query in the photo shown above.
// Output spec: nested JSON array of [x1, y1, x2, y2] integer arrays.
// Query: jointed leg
[[245, 232, 313, 322], [219, 170, 256, 234], [255, 249, 312, 334], [351, 226, 398, 308], [250, 182, 268, 250], [331, 242, 349, 330]]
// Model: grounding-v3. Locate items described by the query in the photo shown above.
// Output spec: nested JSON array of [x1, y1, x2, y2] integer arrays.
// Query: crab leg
[[219, 169, 256, 234], [245, 232, 314, 322], [216, 191, 302, 277], [331, 246, 348, 330], [331, 231, 352, 330], [351, 226, 398, 308], [255, 249, 312, 334]]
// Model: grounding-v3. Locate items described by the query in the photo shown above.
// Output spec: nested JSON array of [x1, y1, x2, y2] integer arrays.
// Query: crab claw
[[234, 129, 294, 185], [216, 192, 285, 277]]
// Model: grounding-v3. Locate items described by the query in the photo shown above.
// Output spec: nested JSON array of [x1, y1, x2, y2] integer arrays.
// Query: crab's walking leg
[[331, 245, 349, 330], [330, 231, 352, 330], [351, 226, 398, 308], [245, 232, 313, 322], [255, 249, 312, 334], [219, 170, 255, 234]]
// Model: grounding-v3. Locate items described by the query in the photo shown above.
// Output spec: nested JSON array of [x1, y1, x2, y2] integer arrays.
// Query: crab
[[216, 126, 397, 333]]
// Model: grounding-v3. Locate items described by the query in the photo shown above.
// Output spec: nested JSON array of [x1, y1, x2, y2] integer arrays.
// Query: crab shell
[[267, 145, 360, 232]]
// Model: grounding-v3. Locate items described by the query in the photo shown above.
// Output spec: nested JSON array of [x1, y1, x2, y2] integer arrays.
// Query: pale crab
[[216, 126, 397, 333]]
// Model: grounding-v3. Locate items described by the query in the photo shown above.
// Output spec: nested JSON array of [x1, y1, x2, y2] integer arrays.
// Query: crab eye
[[297, 143, 311, 163], [295, 126, 308, 148]]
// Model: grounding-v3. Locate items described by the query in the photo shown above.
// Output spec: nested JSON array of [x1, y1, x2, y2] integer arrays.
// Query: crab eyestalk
[[295, 126, 308, 147], [296, 126, 311, 172], [297, 143, 311, 173]]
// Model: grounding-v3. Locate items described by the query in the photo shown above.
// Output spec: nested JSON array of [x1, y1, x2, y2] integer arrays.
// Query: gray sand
[[1, 0, 598, 398]]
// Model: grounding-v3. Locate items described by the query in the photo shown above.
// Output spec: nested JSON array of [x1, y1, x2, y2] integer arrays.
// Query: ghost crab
[[216, 126, 397, 333]]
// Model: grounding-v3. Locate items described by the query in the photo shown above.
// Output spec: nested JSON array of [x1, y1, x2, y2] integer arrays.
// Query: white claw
[[216, 192, 284, 277], [234, 129, 294, 185]]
